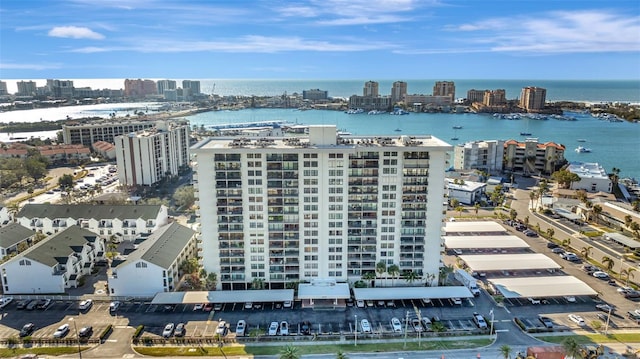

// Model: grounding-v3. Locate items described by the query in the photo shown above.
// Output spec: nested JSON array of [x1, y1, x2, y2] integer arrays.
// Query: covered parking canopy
[[444, 235, 529, 249], [353, 286, 473, 301], [459, 253, 562, 271], [152, 289, 294, 305], [555, 208, 582, 221], [298, 282, 350, 300], [489, 276, 597, 298], [443, 221, 506, 235], [604, 233, 640, 251]]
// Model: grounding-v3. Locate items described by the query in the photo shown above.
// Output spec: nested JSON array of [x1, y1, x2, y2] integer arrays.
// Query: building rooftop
[[17, 204, 163, 221], [446, 179, 487, 192], [0, 223, 34, 249], [114, 222, 195, 269], [21, 226, 97, 267], [566, 161, 609, 180]]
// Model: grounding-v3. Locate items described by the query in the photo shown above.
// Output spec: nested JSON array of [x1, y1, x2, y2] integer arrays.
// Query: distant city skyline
[[1, 0, 639, 84]]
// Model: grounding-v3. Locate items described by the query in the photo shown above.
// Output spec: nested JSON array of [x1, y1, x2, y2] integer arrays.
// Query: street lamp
[[354, 314, 357, 346], [68, 317, 82, 359], [489, 308, 495, 340], [604, 307, 612, 335]]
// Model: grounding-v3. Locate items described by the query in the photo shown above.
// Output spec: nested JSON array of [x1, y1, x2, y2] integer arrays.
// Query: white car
[[360, 319, 371, 333], [268, 321, 279, 336], [53, 324, 70, 338], [568, 314, 586, 326], [215, 321, 227, 336], [564, 296, 576, 303], [193, 303, 204, 311], [162, 323, 175, 338], [109, 301, 121, 312], [279, 321, 289, 336], [235, 320, 246, 336], [356, 300, 365, 308], [452, 297, 462, 305], [244, 302, 253, 309], [528, 298, 541, 305], [593, 271, 609, 279], [79, 299, 93, 310], [0, 297, 13, 309], [283, 300, 292, 308], [391, 317, 403, 333]]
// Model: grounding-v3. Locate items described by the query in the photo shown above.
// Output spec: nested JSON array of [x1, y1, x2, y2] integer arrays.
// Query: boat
[[453, 125, 463, 129], [575, 146, 592, 153], [368, 110, 386, 115], [450, 137, 459, 141], [520, 132, 532, 136], [394, 128, 402, 132], [390, 108, 410, 115], [577, 139, 587, 142], [345, 108, 364, 114]]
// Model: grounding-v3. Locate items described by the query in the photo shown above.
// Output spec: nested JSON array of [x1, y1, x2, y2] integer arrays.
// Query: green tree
[[450, 198, 459, 208], [561, 337, 582, 359], [402, 270, 419, 285], [179, 257, 199, 275], [474, 203, 481, 217], [24, 156, 48, 183], [58, 174, 74, 189], [279, 345, 300, 359], [362, 271, 376, 287], [387, 264, 400, 286], [455, 205, 464, 217], [592, 205, 603, 224], [629, 222, 640, 239], [580, 246, 593, 261], [547, 228, 555, 240], [500, 344, 512, 359], [376, 260, 387, 279], [439, 264, 454, 286], [509, 209, 518, 221], [336, 350, 349, 359], [173, 186, 195, 211], [529, 191, 538, 210], [551, 170, 581, 189], [624, 215, 633, 228], [601, 256, 614, 274], [251, 278, 266, 290]]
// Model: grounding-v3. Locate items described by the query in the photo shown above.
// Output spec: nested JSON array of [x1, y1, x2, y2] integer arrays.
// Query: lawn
[[0, 346, 88, 358], [539, 333, 640, 345]]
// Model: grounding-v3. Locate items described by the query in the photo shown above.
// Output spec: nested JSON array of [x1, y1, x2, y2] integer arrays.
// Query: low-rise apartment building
[[567, 162, 613, 193], [453, 140, 505, 173], [0, 223, 35, 259], [504, 138, 565, 175]]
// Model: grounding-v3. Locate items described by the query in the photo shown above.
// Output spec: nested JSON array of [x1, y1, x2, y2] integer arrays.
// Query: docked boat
[[577, 139, 587, 142], [575, 146, 592, 153], [394, 128, 402, 132], [345, 108, 364, 114], [390, 108, 410, 115], [453, 125, 463, 129], [520, 132, 532, 136], [450, 137, 459, 141], [368, 110, 386, 115]]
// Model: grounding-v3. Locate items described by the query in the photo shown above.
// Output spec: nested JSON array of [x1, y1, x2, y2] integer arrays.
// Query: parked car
[[546, 242, 559, 249], [391, 317, 403, 333], [213, 303, 223, 311], [26, 300, 39, 310], [596, 304, 615, 313], [78, 326, 93, 338], [0, 297, 13, 309], [244, 302, 253, 309], [19, 323, 35, 337], [174, 323, 186, 337], [215, 321, 228, 336], [551, 247, 565, 254], [452, 297, 462, 305], [564, 296, 576, 303], [235, 320, 246, 336], [162, 323, 175, 338], [279, 321, 289, 336], [528, 298, 541, 305], [524, 230, 538, 237], [360, 319, 371, 333], [473, 312, 488, 329], [37, 299, 51, 309], [268, 321, 279, 335], [356, 300, 365, 308], [410, 318, 424, 332], [283, 300, 292, 308], [301, 321, 312, 335], [79, 299, 93, 311], [592, 271, 610, 279], [193, 303, 204, 311], [109, 301, 121, 312], [582, 265, 597, 273], [538, 316, 553, 329], [568, 314, 586, 326], [53, 324, 70, 338], [16, 300, 30, 310]]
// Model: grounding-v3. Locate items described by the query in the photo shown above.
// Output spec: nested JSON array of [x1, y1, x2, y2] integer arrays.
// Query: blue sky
[[1, 0, 639, 87]]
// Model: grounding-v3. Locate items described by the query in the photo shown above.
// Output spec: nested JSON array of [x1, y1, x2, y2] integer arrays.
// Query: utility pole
[[604, 307, 612, 335], [354, 314, 357, 347], [489, 308, 495, 340], [403, 311, 409, 349]]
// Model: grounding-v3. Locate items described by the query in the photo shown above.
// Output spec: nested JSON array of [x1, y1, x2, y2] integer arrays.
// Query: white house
[[567, 162, 613, 193], [0, 226, 105, 294], [446, 179, 487, 205], [0, 223, 35, 259], [108, 222, 197, 297], [16, 204, 169, 241]]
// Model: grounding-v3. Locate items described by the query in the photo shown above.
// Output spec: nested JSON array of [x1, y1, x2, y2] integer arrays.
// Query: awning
[[443, 221, 506, 234], [489, 276, 597, 298], [353, 286, 473, 301], [459, 253, 562, 271], [444, 235, 530, 249], [298, 282, 350, 300], [151, 289, 294, 304]]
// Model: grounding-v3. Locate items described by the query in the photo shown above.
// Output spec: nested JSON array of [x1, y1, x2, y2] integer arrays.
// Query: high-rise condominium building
[[124, 79, 157, 98], [192, 126, 452, 290], [0, 81, 7, 96], [115, 120, 190, 186], [157, 80, 177, 95], [466, 89, 485, 103], [519, 87, 546, 111], [363, 81, 379, 97], [182, 80, 201, 95], [17, 81, 37, 96], [391, 81, 408, 103], [483, 89, 506, 106], [433, 81, 455, 100], [46, 79, 74, 98]]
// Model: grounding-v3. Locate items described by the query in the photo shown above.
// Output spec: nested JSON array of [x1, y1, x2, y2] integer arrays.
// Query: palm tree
[[336, 351, 349, 359], [251, 278, 266, 290], [376, 260, 387, 280], [547, 228, 555, 240], [439, 264, 454, 286], [580, 246, 593, 261], [592, 204, 603, 225], [624, 215, 633, 229], [601, 256, 615, 274], [279, 345, 300, 359], [561, 238, 570, 249], [387, 264, 400, 287], [529, 191, 538, 210], [455, 205, 464, 217], [402, 270, 419, 285], [362, 271, 376, 288], [629, 222, 640, 239], [561, 337, 582, 359], [622, 267, 636, 286], [500, 344, 512, 359], [509, 209, 517, 221], [474, 203, 481, 217]]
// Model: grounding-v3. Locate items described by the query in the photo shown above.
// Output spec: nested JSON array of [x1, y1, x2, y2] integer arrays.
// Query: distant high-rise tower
[[391, 81, 407, 103], [433, 81, 455, 100], [466, 89, 485, 103], [46, 79, 74, 98], [124, 79, 157, 98], [157, 80, 177, 95], [182, 80, 201, 95], [17, 81, 37, 96], [0, 81, 7, 96], [483, 89, 506, 106], [519, 87, 546, 111], [363, 81, 379, 97]]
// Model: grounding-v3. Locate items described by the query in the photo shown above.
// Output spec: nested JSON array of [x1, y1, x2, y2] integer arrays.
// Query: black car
[[174, 323, 186, 337], [16, 300, 30, 310], [19, 323, 35, 337], [78, 326, 93, 338], [538, 316, 553, 329], [301, 321, 312, 335], [546, 242, 559, 249]]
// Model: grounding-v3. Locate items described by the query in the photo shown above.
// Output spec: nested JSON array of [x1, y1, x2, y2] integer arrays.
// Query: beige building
[[363, 81, 379, 97], [391, 81, 407, 103], [519, 87, 546, 111], [454, 140, 505, 173], [433, 81, 455, 100], [483, 89, 506, 106], [504, 138, 565, 175]]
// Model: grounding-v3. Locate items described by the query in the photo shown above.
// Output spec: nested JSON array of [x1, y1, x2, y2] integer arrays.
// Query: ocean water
[[186, 109, 640, 180]]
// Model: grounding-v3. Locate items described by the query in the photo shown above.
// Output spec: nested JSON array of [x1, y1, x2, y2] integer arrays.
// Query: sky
[[1, 0, 639, 89]]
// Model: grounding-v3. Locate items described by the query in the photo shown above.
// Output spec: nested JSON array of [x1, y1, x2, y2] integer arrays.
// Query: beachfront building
[[503, 138, 565, 175], [0, 81, 7, 96], [0, 226, 105, 294], [0, 223, 35, 259], [433, 81, 455, 100], [466, 89, 485, 103], [404, 95, 453, 111], [46, 79, 74, 99], [391, 81, 408, 103], [157, 80, 177, 95], [445, 179, 487, 205], [15, 204, 169, 241], [124, 79, 157, 98], [16, 81, 37, 96], [62, 119, 161, 146], [453, 140, 505, 173], [302, 89, 328, 102], [519, 87, 546, 111], [182, 80, 201, 96], [115, 120, 190, 186], [191, 125, 452, 290], [566, 162, 613, 193], [363, 81, 379, 97], [108, 222, 197, 297]]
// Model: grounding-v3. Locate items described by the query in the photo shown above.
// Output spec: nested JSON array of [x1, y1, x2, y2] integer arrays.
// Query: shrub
[[132, 325, 145, 339], [100, 325, 113, 340]]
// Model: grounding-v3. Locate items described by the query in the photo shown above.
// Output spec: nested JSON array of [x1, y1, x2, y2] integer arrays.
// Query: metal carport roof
[[151, 289, 294, 304], [444, 235, 529, 249], [459, 253, 562, 271], [353, 286, 473, 301], [603, 233, 640, 249], [555, 208, 582, 221], [443, 221, 506, 234], [298, 282, 350, 300], [489, 276, 597, 298]]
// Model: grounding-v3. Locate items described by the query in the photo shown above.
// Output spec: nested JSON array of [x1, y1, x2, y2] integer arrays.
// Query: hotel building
[[504, 138, 565, 175], [433, 81, 455, 100], [519, 87, 546, 111], [391, 81, 408, 103], [62, 119, 160, 146], [192, 126, 452, 290]]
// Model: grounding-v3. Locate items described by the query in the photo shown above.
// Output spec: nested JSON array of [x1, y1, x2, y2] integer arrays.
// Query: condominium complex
[[16, 81, 37, 96], [504, 138, 565, 175], [391, 81, 407, 103], [157, 80, 177, 95], [124, 79, 158, 98], [363, 81, 379, 97], [62, 119, 159, 146], [453, 140, 505, 173], [433, 81, 455, 100], [182, 80, 201, 95], [483, 89, 506, 106], [115, 120, 190, 186], [519, 87, 546, 111], [302, 89, 329, 101], [192, 125, 452, 290], [0, 81, 7, 96]]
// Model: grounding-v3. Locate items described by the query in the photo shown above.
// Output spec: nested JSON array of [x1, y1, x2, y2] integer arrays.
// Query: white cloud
[[0, 62, 61, 70], [48, 26, 105, 40], [452, 10, 640, 53]]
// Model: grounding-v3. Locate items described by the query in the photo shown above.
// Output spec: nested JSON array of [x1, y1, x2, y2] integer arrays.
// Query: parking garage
[[458, 253, 562, 273], [488, 276, 597, 299]]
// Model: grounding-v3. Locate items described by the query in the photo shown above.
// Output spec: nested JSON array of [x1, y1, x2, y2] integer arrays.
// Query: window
[[135, 262, 148, 268], [19, 259, 31, 266]]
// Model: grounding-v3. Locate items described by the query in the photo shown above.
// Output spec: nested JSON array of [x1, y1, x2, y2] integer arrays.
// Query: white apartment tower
[[192, 126, 452, 290], [115, 120, 190, 186], [157, 80, 177, 95], [453, 140, 505, 173]]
